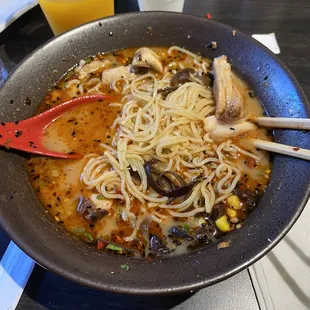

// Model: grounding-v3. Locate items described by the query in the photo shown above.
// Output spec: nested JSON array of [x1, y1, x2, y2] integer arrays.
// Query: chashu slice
[[204, 115, 256, 141], [101, 66, 133, 85], [212, 55, 246, 122]]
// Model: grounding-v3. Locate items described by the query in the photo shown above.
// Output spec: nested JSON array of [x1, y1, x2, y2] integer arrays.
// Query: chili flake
[[29, 141, 37, 148], [206, 13, 212, 19], [96, 239, 105, 250]]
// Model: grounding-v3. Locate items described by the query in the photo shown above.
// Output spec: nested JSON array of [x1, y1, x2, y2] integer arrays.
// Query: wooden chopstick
[[253, 139, 310, 161], [255, 117, 310, 130]]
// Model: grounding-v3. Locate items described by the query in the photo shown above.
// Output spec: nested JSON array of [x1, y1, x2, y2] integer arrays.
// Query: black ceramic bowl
[[0, 12, 309, 295]]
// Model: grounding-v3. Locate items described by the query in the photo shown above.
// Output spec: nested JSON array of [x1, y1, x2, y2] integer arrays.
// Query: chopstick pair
[[251, 117, 310, 161]]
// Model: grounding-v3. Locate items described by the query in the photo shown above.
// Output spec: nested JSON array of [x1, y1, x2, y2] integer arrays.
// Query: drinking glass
[[137, 0, 185, 12], [38, 0, 114, 35]]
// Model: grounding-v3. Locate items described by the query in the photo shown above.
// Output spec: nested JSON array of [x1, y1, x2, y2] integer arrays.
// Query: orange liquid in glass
[[38, 0, 114, 35]]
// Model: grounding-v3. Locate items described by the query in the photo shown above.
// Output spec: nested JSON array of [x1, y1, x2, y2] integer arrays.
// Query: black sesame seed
[[9, 99, 14, 104], [98, 22, 102, 26], [14, 121, 19, 125], [47, 204, 52, 208], [29, 141, 37, 148], [15, 130, 22, 138], [1, 122, 5, 126], [0, 135, 2, 138]]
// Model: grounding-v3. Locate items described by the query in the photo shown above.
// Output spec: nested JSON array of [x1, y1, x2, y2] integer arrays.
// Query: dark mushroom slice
[[210, 202, 226, 221], [144, 161, 202, 198], [85, 208, 109, 222], [76, 196, 109, 223], [149, 234, 172, 256], [170, 68, 195, 87], [168, 226, 194, 241], [76, 196, 93, 214], [187, 222, 220, 251]]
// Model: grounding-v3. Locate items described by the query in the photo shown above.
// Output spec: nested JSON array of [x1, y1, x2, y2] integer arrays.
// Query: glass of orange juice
[[38, 0, 114, 35]]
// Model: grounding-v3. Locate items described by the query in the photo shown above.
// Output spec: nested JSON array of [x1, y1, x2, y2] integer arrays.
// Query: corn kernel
[[265, 169, 271, 174], [227, 195, 241, 210], [215, 215, 230, 232], [227, 208, 237, 218]]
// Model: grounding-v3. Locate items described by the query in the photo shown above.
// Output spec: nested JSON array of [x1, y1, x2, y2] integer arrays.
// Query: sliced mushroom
[[101, 66, 133, 85], [170, 68, 195, 86], [131, 47, 163, 73], [168, 226, 194, 241], [212, 55, 246, 122], [149, 234, 172, 256], [77, 196, 109, 222], [76, 196, 92, 214], [204, 115, 256, 141]]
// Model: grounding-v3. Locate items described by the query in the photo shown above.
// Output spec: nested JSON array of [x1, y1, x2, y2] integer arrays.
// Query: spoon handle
[[0, 241, 35, 309]]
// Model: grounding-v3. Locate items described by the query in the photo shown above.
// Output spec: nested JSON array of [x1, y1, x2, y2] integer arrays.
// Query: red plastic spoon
[[0, 94, 111, 159]]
